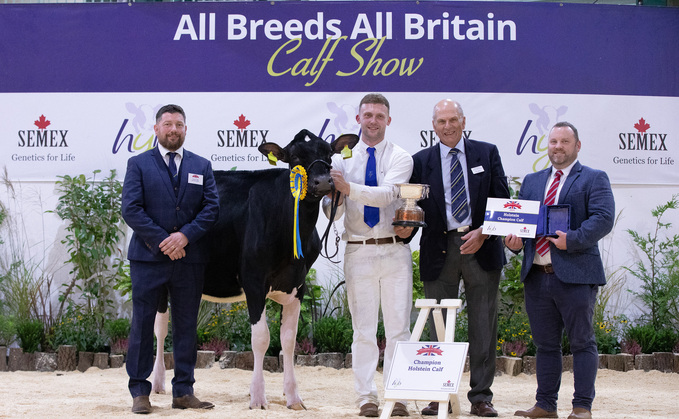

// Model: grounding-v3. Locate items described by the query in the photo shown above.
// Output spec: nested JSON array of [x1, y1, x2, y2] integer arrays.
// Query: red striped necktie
[[536, 169, 563, 257]]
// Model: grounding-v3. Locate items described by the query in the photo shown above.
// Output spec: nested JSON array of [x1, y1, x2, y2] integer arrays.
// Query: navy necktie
[[450, 148, 469, 223], [167, 152, 179, 194], [364, 147, 379, 228]]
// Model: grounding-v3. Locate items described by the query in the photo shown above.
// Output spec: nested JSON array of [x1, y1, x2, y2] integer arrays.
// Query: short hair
[[156, 104, 186, 123], [551, 121, 579, 142], [359, 93, 390, 113], [433, 99, 464, 120]]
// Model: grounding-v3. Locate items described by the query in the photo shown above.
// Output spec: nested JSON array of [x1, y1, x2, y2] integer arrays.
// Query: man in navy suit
[[405, 99, 509, 417], [506, 122, 614, 419], [122, 104, 219, 414]]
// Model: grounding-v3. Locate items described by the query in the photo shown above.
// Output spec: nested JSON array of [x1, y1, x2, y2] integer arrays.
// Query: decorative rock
[[522, 356, 536, 375], [499, 356, 522, 376], [57, 345, 77, 371], [635, 354, 654, 371], [464, 355, 470, 373], [23, 352, 36, 371], [8, 347, 23, 372], [562, 355, 573, 372], [110, 354, 124, 368], [35, 352, 57, 372], [653, 352, 674, 373], [673, 353, 679, 373], [345, 353, 352, 369], [263, 355, 279, 372], [93, 352, 109, 369], [608, 353, 634, 372], [196, 350, 215, 369], [598, 354, 609, 369], [317, 352, 344, 369], [0, 346, 6, 371], [295, 354, 318, 367], [163, 352, 174, 370], [77, 351, 94, 372], [235, 351, 254, 370], [219, 351, 237, 369]]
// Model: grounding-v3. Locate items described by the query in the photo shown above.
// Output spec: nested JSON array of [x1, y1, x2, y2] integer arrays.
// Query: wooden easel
[[380, 298, 463, 419]]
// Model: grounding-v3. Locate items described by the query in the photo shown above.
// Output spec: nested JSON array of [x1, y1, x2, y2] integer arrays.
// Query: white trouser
[[344, 241, 413, 408]]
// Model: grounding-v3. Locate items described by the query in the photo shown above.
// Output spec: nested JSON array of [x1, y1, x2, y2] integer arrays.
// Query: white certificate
[[483, 198, 541, 238], [385, 342, 468, 393]]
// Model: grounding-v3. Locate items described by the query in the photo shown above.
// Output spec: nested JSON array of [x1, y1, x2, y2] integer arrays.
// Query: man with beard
[[122, 104, 219, 414], [506, 122, 614, 419]]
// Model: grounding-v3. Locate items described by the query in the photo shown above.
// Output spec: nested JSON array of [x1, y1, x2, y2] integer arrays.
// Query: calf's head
[[258, 129, 359, 199]]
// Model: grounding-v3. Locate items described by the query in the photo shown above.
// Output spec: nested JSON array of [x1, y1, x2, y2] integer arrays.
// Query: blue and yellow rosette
[[289, 165, 307, 259]]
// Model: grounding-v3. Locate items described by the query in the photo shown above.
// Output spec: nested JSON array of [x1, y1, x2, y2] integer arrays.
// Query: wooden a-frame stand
[[380, 298, 463, 419]]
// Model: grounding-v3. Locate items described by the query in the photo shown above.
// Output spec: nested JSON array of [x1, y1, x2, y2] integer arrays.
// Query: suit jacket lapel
[[464, 139, 482, 215], [177, 150, 190, 202], [152, 147, 177, 199], [558, 161, 582, 202], [425, 144, 447, 223]]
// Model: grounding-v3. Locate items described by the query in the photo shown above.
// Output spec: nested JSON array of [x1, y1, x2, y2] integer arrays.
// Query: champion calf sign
[[384, 341, 469, 400]]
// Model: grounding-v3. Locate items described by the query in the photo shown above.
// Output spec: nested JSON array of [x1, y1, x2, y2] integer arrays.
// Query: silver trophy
[[392, 183, 430, 227]]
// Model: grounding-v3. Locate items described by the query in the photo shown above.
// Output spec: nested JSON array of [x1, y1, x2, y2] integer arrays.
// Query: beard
[[159, 132, 185, 151]]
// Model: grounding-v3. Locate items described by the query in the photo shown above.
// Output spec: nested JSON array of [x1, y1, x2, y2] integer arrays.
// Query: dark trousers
[[423, 233, 500, 404], [524, 269, 599, 411], [126, 260, 205, 398]]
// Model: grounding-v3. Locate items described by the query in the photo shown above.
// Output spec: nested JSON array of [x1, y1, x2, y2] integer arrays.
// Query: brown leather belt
[[347, 236, 405, 245], [532, 264, 554, 274]]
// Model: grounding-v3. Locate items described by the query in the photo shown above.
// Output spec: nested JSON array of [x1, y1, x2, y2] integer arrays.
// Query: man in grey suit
[[505, 121, 615, 419], [122, 104, 219, 414]]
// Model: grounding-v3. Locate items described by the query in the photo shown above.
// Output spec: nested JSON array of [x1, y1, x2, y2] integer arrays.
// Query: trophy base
[[392, 220, 427, 228]]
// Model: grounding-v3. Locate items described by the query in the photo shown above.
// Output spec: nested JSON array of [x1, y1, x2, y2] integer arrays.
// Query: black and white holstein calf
[[193, 129, 357, 409]]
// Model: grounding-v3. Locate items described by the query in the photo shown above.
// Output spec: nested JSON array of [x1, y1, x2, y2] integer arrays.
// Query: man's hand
[[504, 233, 523, 251], [329, 169, 350, 196], [160, 232, 188, 260], [394, 225, 413, 239], [459, 227, 487, 255], [547, 230, 567, 250]]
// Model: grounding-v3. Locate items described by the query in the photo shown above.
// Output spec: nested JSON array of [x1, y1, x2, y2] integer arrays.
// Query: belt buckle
[[456, 225, 470, 233]]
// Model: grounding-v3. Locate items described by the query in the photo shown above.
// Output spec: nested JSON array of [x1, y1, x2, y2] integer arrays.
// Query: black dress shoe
[[131, 395, 152, 414], [421, 401, 453, 416], [172, 394, 215, 409], [471, 401, 498, 417]]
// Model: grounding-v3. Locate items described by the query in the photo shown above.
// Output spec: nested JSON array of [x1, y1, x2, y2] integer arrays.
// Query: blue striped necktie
[[450, 148, 469, 223], [364, 147, 379, 227]]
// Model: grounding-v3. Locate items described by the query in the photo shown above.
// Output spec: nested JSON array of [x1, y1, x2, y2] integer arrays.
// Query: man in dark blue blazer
[[506, 122, 614, 419], [405, 99, 509, 417], [122, 104, 219, 414]]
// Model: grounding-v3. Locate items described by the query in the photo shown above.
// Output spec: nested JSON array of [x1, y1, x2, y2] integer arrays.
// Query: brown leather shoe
[[131, 395, 152, 414], [391, 402, 409, 417], [568, 407, 592, 419], [421, 401, 453, 416], [471, 401, 498, 417], [359, 402, 379, 417], [514, 405, 558, 418], [172, 394, 215, 410]]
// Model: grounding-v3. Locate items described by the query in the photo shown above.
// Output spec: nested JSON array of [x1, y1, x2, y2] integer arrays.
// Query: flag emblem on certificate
[[416, 345, 443, 356]]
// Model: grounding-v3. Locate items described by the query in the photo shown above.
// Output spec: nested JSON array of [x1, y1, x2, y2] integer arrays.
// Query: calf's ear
[[331, 134, 360, 154], [258, 142, 289, 162]]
